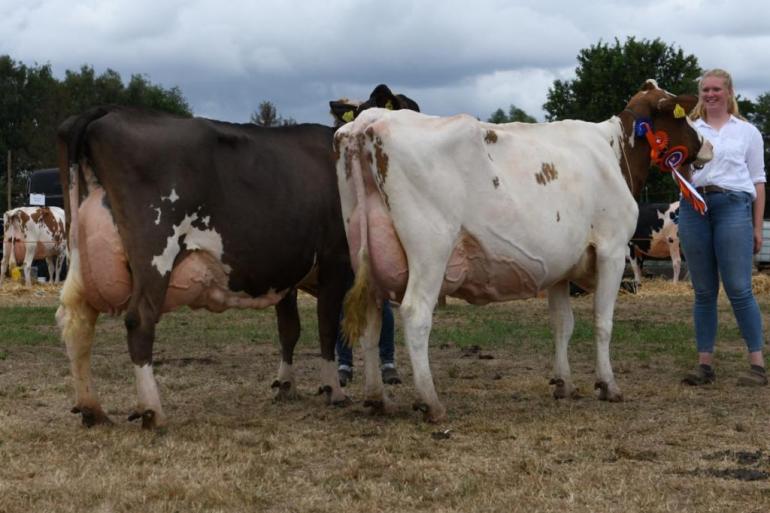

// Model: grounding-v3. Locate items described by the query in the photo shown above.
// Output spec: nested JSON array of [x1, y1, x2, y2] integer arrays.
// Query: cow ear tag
[[673, 104, 686, 119], [342, 110, 355, 123], [385, 100, 394, 110]]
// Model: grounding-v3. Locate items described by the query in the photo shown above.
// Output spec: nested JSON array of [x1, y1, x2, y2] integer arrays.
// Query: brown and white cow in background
[[1, 206, 67, 286], [627, 201, 682, 286], [336, 80, 712, 422]]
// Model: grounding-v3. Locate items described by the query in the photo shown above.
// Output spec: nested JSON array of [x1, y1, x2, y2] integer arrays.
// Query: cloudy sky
[[1, 0, 769, 124]]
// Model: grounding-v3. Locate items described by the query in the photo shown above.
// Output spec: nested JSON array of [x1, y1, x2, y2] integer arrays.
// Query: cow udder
[[347, 191, 409, 299], [79, 189, 132, 313], [443, 231, 540, 304], [78, 188, 284, 315]]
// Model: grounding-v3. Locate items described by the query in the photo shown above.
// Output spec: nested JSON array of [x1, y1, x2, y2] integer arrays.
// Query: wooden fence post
[[6, 150, 11, 210]]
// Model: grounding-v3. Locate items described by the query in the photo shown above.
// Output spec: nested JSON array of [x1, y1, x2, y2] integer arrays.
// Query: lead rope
[[618, 114, 636, 196]]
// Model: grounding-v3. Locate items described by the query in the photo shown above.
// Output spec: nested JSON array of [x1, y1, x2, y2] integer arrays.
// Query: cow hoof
[[412, 402, 446, 423], [331, 395, 352, 407], [72, 406, 112, 427], [550, 378, 580, 399], [595, 381, 624, 402], [128, 409, 162, 430], [364, 399, 387, 413], [271, 380, 298, 402], [319, 385, 349, 406]]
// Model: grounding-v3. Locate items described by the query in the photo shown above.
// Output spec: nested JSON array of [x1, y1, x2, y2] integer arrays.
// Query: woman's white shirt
[[691, 115, 765, 199]]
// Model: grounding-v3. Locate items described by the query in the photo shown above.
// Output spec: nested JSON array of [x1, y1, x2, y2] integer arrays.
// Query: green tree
[[0, 56, 61, 211], [544, 37, 701, 122], [746, 92, 770, 166], [250, 100, 296, 127], [61, 65, 191, 117], [543, 37, 702, 201], [746, 92, 770, 217], [1, 56, 192, 212], [487, 104, 537, 124]]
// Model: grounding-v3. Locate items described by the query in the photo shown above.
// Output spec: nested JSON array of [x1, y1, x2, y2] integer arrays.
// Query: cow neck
[[617, 108, 651, 200]]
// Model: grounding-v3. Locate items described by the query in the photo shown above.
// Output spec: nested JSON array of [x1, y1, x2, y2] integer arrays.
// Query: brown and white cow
[[1, 206, 67, 286], [55, 85, 418, 429], [627, 201, 682, 286], [335, 80, 712, 421]]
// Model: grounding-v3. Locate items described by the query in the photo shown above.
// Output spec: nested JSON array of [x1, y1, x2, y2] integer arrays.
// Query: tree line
[[0, 56, 192, 211], [3, 36, 769, 211], [487, 37, 770, 201]]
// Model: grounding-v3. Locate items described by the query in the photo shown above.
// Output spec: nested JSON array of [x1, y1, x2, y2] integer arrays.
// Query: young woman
[[680, 68, 767, 386]]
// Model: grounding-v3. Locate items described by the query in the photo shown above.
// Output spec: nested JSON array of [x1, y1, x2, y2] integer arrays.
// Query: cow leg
[[272, 289, 300, 401], [627, 246, 643, 288], [22, 243, 35, 287], [57, 251, 111, 427], [0, 246, 8, 284], [125, 299, 166, 429], [669, 243, 682, 284], [547, 280, 578, 399], [359, 299, 390, 413], [45, 256, 55, 284], [315, 270, 349, 406], [399, 267, 447, 423], [593, 250, 625, 402], [54, 253, 65, 283]]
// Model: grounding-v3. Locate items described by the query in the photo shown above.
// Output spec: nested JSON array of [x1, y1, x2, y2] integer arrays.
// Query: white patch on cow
[[151, 213, 225, 276], [201, 216, 210, 227], [154, 207, 162, 225], [134, 363, 163, 417], [161, 189, 179, 203], [277, 361, 293, 384]]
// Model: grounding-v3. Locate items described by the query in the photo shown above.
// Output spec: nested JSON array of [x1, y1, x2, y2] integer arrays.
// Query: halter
[[626, 109, 707, 215]]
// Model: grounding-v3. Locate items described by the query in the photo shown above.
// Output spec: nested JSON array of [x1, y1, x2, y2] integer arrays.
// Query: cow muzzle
[[692, 139, 713, 169]]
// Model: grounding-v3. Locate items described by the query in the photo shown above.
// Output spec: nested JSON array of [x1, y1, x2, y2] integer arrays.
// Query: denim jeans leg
[[678, 197, 719, 353], [713, 192, 764, 353], [379, 301, 396, 365], [335, 312, 353, 368]]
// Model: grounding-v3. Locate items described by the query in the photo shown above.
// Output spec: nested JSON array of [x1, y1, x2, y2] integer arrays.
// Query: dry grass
[[1, 278, 770, 513]]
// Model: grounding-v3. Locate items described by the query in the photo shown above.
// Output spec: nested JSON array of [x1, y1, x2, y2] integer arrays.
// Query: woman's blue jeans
[[335, 300, 395, 368], [678, 191, 763, 354]]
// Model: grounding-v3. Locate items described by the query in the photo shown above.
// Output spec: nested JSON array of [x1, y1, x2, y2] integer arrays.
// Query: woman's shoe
[[682, 364, 716, 386], [737, 366, 767, 387]]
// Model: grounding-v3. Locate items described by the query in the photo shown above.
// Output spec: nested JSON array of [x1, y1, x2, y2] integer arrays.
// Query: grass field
[[1, 279, 769, 513]]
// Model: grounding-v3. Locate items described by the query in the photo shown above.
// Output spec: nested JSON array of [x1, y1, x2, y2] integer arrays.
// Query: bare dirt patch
[[1, 279, 769, 512]]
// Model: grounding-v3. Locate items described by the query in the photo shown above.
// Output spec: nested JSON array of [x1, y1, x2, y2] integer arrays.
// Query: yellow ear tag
[[342, 110, 354, 123], [385, 100, 394, 110], [673, 104, 686, 119]]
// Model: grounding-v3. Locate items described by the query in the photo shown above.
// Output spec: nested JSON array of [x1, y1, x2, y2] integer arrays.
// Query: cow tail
[[57, 106, 110, 252], [341, 133, 374, 345]]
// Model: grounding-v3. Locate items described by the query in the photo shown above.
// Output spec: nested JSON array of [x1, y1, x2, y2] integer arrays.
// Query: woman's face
[[700, 75, 730, 117]]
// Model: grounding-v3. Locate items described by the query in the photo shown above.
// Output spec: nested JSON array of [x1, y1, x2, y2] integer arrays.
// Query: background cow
[[330, 84, 420, 127], [1, 206, 67, 286], [627, 201, 682, 286], [56, 85, 418, 429], [336, 80, 712, 422]]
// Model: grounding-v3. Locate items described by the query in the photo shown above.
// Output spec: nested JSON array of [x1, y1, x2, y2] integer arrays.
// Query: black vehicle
[[27, 168, 64, 207], [24, 167, 67, 281]]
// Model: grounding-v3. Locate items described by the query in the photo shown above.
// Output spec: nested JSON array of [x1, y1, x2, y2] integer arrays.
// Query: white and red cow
[[335, 80, 712, 421], [1, 206, 67, 286], [627, 201, 682, 286]]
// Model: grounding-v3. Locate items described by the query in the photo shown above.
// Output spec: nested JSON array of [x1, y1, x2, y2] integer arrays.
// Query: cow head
[[329, 84, 420, 127], [621, 80, 713, 197]]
